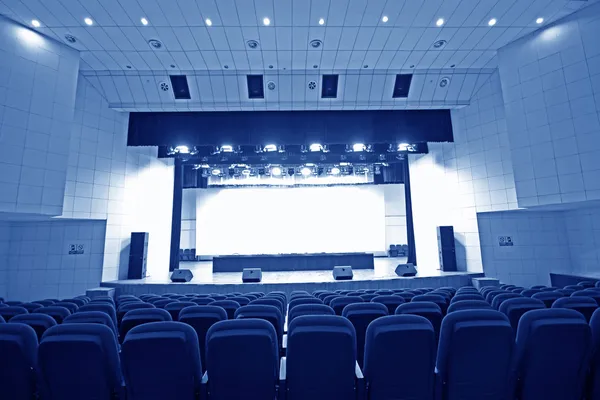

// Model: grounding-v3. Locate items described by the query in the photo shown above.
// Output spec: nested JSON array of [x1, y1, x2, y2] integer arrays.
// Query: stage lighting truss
[[167, 145, 198, 156]]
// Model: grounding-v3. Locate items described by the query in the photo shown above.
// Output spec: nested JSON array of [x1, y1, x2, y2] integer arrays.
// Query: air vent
[[393, 74, 413, 98], [169, 75, 191, 100], [247, 75, 264, 99], [321, 75, 338, 99]]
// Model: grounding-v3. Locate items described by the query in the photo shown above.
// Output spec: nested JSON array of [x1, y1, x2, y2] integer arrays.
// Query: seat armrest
[[280, 357, 287, 381], [278, 357, 287, 400], [355, 361, 365, 400], [282, 334, 287, 349], [434, 367, 443, 400], [200, 371, 208, 400]]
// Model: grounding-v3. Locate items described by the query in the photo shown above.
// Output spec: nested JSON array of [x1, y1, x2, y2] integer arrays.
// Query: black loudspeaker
[[128, 232, 148, 279], [242, 268, 262, 283], [170, 269, 193, 283], [437, 226, 457, 272], [395, 263, 417, 277], [333, 266, 353, 280]]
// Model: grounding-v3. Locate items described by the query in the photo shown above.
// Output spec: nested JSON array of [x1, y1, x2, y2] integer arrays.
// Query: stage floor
[[103, 258, 484, 296]]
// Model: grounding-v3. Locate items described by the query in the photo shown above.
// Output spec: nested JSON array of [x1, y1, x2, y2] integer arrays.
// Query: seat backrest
[[572, 290, 600, 306], [78, 303, 117, 327], [53, 302, 78, 314], [286, 315, 357, 400], [590, 309, 600, 400], [0, 306, 28, 322], [450, 294, 484, 303], [120, 308, 172, 340], [359, 293, 378, 302], [9, 313, 57, 342], [447, 300, 492, 313], [163, 301, 197, 321], [363, 315, 435, 400], [412, 294, 448, 314], [498, 297, 546, 331], [288, 304, 335, 322], [323, 294, 342, 306], [330, 296, 363, 315], [288, 297, 323, 312], [192, 298, 214, 305], [33, 306, 71, 324], [179, 306, 228, 372], [342, 303, 388, 367], [209, 300, 240, 320], [122, 321, 202, 400], [21, 302, 44, 312], [437, 310, 514, 400], [228, 296, 250, 306], [234, 305, 283, 345], [552, 296, 598, 322], [491, 293, 522, 310], [515, 309, 591, 400], [117, 302, 156, 323], [485, 290, 508, 304], [0, 323, 38, 400], [206, 319, 278, 400], [63, 311, 118, 339], [249, 298, 284, 316], [531, 291, 564, 308], [32, 300, 55, 307], [371, 295, 405, 315], [153, 299, 180, 309], [394, 292, 416, 302], [39, 324, 121, 399]]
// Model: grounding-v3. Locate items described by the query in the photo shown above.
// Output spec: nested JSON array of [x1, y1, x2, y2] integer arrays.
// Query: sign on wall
[[498, 236, 514, 247], [69, 244, 85, 255]]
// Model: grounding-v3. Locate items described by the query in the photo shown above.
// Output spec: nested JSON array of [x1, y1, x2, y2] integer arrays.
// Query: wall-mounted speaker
[[333, 265, 353, 280]]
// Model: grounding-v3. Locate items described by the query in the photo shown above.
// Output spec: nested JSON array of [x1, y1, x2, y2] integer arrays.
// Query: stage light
[[175, 145, 190, 154], [397, 143, 411, 151], [242, 168, 251, 176], [211, 168, 221, 176], [301, 167, 312, 177], [331, 167, 341, 175], [220, 145, 233, 153], [271, 166, 282, 176], [264, 144, 277, 152], [309, 143, 323, 152], [352, 143, 366, 152], [288, 167, 295, 176], [228, 168, 235, 177]]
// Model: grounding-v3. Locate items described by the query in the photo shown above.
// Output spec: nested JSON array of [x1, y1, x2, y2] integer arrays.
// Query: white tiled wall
[[410, 71, 517, 273], [2, 220, 106, 301], [564, 205, 600, 275], [478, 210, 572, 287], [0, 15, 79, 216], [498, 2, 600, 207]]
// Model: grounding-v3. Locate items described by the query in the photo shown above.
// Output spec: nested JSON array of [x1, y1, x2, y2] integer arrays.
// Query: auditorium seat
[[283, 315, 361, 400], [38, 324, 122, 399], [164, 301, 197, 320], [5, 301, 24, 306], [21, 302, 44, 312], [90, 297, 116, 307], [539, 286, 560, 292], [179, 305, 227, 372], [590, 309, 600, 400], [342, 302, 388, 367], [9, 313, 57, 342], [498, 297, 545, 331], [323, 294, 342, 306], [78, 303, 117, 328], [330, 296, 363, 316], [447, 300, 493, 313], [552, 296, 598, 322], [360, 293, 378, 302], [120, 308, 172, 340], [485, 290, 508, 304], [206, 319, 279, 400], [531, 291, 564, 308], [514, 309, 591, 400], [210, 295, 227, 301], [412, 294, 448, 315], [0, 323, 38, 400], [578, 281, 596, 288], [375, 290, 394, 296], [288, 304, 335, 322], [371, 295, 405, 315], [363, 315, 435, 400], [288, 297, 323, 312], [63, 311, 118, 339], [572, 290, 600, 306], [450, 293, 484, 303], [192, 298, 214, 305], [396, 302, 443, 345], [266, 293, 287, 312], [53, 301, 79, 314], [480, 287, 499, 296], [250, 298, 285, 316], [394, 292, 416, 302], [437, 310, 513, 400], [63, 298, 86, 307], [32, 300, 55, 307], [531, 285, 547, 290], [122, 322, 202, 400], [456, 287, 480, 294], [565, 285, 585, 292], [153, 299, 180, 309], [34, 306, 71, 324], [235, 305, 284, 348], [491, 293, 522, 310], [117, 302, 156, 324], [229, 296, 251, 306], [209, 300, 241, 320], [0, 306, 28, 322]]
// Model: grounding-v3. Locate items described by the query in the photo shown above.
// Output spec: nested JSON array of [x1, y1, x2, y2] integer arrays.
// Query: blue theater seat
[[491, 292, 522, 310], [90, 297, 115, 307], [63, 311, 118, 339], [485, 290, 508, 304], [323, 294, 342, 305], [0, 323, 38, 400], [590, 309, 600, 400], [514, 309, 591, 400], [288, 297, 323, 312], [342, 302, 388, 367], [531, 291, 564, 308], [394, 292, 416, 302], [5, 301, 24, 306], [364, 315, 435, 400], [153, 299, 180, 309], [250, 298, 285, 316], [206, 319, 279, 400], [413, 294, 448, 315], [0, 306, 28, 322], [179, 305, 228, 372], [330, 296, 363, 315], [120, 308, 172, 340], [164, 301, 197, 320], [21, 302, 44, 312], [283, 315, 361, 400], [447, 299, 492, 313], [288, 304, 335, 322], [38, 324, 122, 399], [78, 302, 117, 327], [209, 300, 241, 320], [9, 313, 57, 342], [552, 296, 598, 322], [360, 293, 379, 302], [117, 302, 156, 324], [235, 305, 284, 347], [63, 298, 86, 307], [396, 302, 443, 343], [32, 300, 55, 307], [229, 296, 251, 306], [33, 306, 71, 324], [192, 297, 215, 305], [436, 310, 513, 400], [53, 301, 79, 313], [450, 293, 484, 303], [371, 295, 405, 315], [572, 290, 600, 306], [498, 297, 545, 331], [122, 322, 202, 400]]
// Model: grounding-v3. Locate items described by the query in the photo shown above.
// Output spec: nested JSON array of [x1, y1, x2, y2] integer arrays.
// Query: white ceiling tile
[[186, 51, 208, 70], [189, 27, 216, 50], [276, 51, 292, 70], [338, 27, 359, 50], [177, 0, 205, 26], [292, 27, 309, 50], [246, 50, 263, 70], [207, 27, 230, 51], [155, 0, 187, 26], [173, 28, 199, 51], [170, 51, 194, 70], [273, 0, 292, 26], [258, 27, 277, 50], [224, 27, 247, 51], [292, 0, 310, 26], [354, 27, 376, 50], [275, 27, 293, 50]]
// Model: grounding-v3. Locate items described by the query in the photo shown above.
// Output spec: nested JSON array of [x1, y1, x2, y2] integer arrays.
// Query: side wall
[[563, 205, 600, 275]]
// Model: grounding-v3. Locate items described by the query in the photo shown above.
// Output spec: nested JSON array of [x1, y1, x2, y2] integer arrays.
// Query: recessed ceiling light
[[381, 15, 389, 23], [141, 17, 148, 26], [536, 17, 544, 24], [84, 17, 93, 26], [488, 18, 497, 26], [31, 19, 41, 27], [436, 18, 444, 26], [263, 17, 271, 26], [205, 18, 212, 26], [319, 18, 325, 25]]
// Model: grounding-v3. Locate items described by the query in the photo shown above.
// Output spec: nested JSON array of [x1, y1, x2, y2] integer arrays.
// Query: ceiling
[[0, 0, 595, 110]]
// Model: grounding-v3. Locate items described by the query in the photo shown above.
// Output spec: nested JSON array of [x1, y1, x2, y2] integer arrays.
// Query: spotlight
[[205, 18, 213, 26], [141, 17, 149, 25], [175, 145, 190, 154], [211, 168, 221, 176], [382, 15, 389, 23], [397, 143, 412, 152], [436, 18, 444, 26], [536, 17, 544, 24], [331, 167, 341, 175], [31, 20, 41, 27], [352, 143, 366, 152], [301, 167, 312, 177], [271, 166, 282, 176], [242, 169, 251, 176], [84, 17, 94, 26], [228, 168, 235, 177], [319, 18, 325, 25], [288, 168, 295, 176], [309, 143, 323, 152], [263, 17, 271, 26], [488, 18, 497, 26], [264, 144, 277, 152], [220, 145, 233, 153]]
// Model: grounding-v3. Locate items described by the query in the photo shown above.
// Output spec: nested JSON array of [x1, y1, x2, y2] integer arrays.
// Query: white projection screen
[[196, 186, 386, 255]]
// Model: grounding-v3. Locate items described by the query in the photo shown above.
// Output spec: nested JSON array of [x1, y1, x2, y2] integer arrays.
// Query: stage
[[212, 252, 375, 272], [102, 257, 483, 296]]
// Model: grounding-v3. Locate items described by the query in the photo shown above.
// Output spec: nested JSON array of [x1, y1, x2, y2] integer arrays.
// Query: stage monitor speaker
[[437, 226, 457, 272], [170, 269, 193, 283], [395, 263, 417, 277], [242, 268, 262, 283], [128, 232, 148, 279], [333, 266, 353, 280]]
